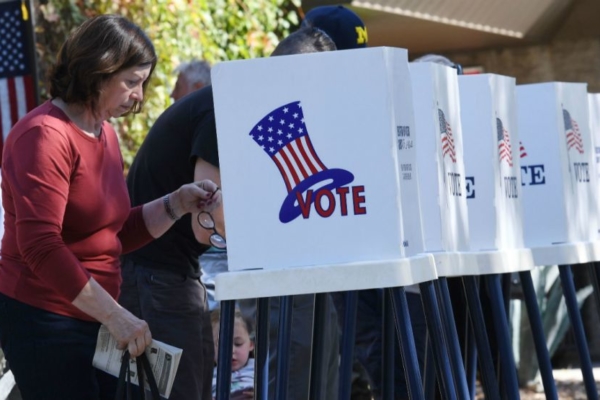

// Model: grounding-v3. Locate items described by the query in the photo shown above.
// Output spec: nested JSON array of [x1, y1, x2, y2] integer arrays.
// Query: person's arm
[[142, 179, 221, 239], [192, 158, 225, 245], [72, 278, 151, 356]]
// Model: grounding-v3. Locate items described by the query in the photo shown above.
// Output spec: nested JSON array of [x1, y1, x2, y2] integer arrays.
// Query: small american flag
[[519, 141, 527, 158], [497, 118, 513, 166], [563, 109, 584, 154], [438, 108, 456, 163], [249, 101, 327, 192], [0, 0, 36, 162]]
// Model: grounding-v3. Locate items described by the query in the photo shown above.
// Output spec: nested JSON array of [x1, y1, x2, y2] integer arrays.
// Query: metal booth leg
[[587, 262, 600, 323], [309, 293, 328, 400], [464, 325, 478, 399], [423, 333, 437, 400], [435, 277, 471, 399], [518, 271, 558, 400], [383, 288, 396, 400], [558, 265, 599, 400], [417, 281, 457, 400], [216, 300, 236, 400], [338, 291, 358, 400], [275, 295, 294, 399], [461, 276, 501, 400], [254, 297, 270, 400], [387, 287, 425, 400], [483, 274, 521, 399]]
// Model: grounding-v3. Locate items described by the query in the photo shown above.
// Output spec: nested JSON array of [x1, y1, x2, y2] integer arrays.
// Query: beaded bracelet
[[163, 194, 180, 221]]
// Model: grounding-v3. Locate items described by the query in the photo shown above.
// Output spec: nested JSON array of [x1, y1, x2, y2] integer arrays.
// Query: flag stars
[[301, 118, 305, 124], [283, 107, 289, 113], [267, 127, 273, 133], [280, 119, 285, 125], [257, 125, 263, 131], [268, 116, 274, 122], [288, 123, 294, 129], [277, 129, 283, 135], [278, 140, 283, 145], [287, 133, 292, 139], [293, 113, 298, 119], [268, 137, 274, 142], [258, 135, 264, 141], [298, 128, 304, 134], [269, 147, 275, 153]]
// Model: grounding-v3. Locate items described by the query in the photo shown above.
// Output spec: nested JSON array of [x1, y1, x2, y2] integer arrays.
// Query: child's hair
[[211, 308, 255, 340]]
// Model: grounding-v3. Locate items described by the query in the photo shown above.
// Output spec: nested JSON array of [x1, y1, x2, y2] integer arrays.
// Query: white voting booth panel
[[409, 63, 469, 254], [517, 82, 600, 266], [589, 93, 600, 261], [590, 94, 600, 186], [458, 74, 534, 274], [409, 62, 475, 276], [211, 47, 437, 299]]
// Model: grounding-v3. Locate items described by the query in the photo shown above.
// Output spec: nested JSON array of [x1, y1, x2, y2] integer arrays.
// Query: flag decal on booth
[[497, 118, 513, 166], [563, 109, 584, 154], [249, 101, 355, 223], [438, 108, 456, 163], [519, 141, 527, 158]]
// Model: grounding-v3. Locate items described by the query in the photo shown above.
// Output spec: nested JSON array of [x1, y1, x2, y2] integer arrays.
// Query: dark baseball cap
[[302, 5, 368, 50]]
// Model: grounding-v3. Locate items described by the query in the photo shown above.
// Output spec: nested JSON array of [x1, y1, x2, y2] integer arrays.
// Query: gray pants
[[119, 258, 214, 400]]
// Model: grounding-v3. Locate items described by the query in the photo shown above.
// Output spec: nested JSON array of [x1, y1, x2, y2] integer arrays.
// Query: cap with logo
[[302, 5, 368, 50]]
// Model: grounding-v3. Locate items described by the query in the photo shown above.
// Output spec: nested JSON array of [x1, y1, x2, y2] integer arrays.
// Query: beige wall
[[443, 37, 600, 92]]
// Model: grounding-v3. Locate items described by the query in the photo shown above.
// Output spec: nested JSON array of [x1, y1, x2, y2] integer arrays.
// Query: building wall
[[444, 36, 600, 92]]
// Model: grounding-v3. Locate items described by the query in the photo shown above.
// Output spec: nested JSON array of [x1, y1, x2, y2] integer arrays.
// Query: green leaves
[[34, 0, 299, 171]]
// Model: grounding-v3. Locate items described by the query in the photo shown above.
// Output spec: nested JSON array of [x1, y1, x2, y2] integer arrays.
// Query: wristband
[[163, 194, 180, 221]]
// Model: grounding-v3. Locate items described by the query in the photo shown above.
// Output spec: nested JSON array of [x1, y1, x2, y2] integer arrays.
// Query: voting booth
[[517, 82, 600, 265], [210, 47, 440, 400], [458, 74, 534, 274], [409, 62, 472, 276], [211, 47, 437, 298]]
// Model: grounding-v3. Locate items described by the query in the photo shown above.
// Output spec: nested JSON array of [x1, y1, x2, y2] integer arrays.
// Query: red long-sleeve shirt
[[0, 101, 153, 321]]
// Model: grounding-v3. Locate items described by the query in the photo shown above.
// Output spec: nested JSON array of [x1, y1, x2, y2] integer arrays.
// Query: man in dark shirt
[[121, 86, 220, 400]]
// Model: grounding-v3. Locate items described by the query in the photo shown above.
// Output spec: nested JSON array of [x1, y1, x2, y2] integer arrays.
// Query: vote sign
[[212, 48, 416, 271]]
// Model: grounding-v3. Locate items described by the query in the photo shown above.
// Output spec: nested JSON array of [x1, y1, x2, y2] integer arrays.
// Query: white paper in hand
[[93, 325, 182, 399]]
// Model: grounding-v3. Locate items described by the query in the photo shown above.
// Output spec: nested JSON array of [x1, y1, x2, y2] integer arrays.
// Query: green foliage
[[33, 0, 300, 168]]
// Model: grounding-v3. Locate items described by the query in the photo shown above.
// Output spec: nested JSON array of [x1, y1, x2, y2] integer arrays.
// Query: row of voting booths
[[210, 46, 600, 400]]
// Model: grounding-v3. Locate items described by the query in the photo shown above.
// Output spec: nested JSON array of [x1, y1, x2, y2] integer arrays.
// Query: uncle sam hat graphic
[[249, 101, 355, 223]]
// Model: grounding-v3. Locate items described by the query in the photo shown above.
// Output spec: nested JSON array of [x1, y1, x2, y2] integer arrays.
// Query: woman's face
[[98, 64, 152, 119]]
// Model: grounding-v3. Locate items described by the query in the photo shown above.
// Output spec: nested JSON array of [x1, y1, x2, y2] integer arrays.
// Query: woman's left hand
[[171, 180, 222, 217]]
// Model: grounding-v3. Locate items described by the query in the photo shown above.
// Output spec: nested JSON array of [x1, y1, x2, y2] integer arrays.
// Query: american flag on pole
[[438, 108, 456, 163], [249, 101, 327, 192], [563, 109, 584, 154], [496, 118, 513, 166], [0, 0, 36, 162]]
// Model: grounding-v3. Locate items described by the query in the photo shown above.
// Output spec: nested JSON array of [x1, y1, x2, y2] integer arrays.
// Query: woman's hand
[[105, 307, 152, 357], [72, 278, 152, 358], [170, 180, 222, 217]]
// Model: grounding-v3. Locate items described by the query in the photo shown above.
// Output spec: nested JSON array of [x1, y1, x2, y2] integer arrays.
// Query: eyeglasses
[[197, 211, 226, 249]]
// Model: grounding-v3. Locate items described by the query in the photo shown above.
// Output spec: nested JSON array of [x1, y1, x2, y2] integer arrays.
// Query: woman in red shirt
[[0, 14, 221, 399]]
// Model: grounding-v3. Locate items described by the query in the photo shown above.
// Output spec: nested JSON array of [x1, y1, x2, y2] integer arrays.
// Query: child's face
[[212, 319, 255, 372]]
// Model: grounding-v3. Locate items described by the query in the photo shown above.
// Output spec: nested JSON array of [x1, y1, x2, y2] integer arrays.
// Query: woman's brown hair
[[49, 14, 157, 115]]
